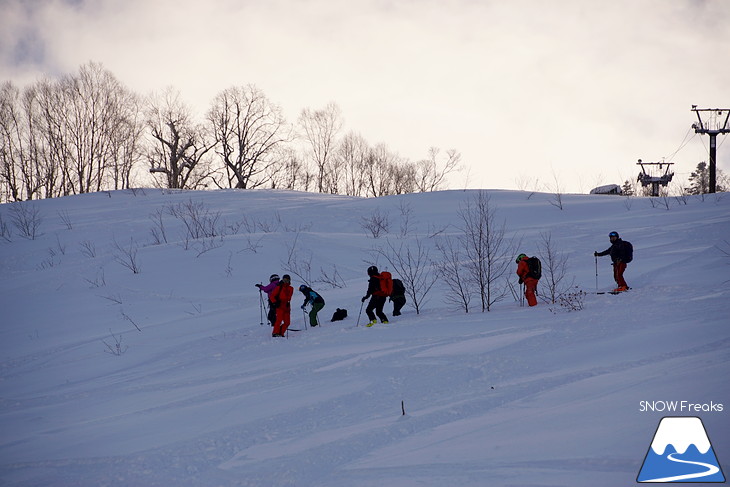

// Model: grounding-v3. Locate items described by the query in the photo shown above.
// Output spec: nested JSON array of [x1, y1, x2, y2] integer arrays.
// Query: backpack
[[526, 257, 542, 280], [622, 241, 633, 263], [392, 278, 405, 297], [374, 271, 393, 297], [331, 308, 347, 322]]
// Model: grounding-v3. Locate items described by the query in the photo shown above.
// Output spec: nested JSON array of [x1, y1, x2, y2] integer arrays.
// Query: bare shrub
[[102, 330, 128, 356], [113, 237, 141, 274], [166, 199, 221, 240], [281, 232, 312, 284], [538, 231, 574, 304], [58, 210, 73, 230], [549, 287, 587, 313], [361, 208, 390, 239], [435, 236, 472, 312], [79, 240, 97, 258], [149, 208, 168, 244], [0, 212, 11, 241], [9, 202, 43, 240], [317, 264, 346, 289]]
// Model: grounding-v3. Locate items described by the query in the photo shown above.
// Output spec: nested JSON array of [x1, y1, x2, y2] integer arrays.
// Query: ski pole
[[520, 283, 525, 307], [595, 256, 599, 292], [258, 285, 264, 326], [356, 300, 364, 327], [302, 308, 308, 330]]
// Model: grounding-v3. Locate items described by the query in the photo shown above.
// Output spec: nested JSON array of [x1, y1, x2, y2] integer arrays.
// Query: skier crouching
[[299, 285, 325, 327]]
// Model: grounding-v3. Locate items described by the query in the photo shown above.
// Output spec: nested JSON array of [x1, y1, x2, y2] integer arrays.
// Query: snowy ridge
[[1, 188, 728, 487]]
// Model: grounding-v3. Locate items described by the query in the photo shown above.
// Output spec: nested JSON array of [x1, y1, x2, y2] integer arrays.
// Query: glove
[[361, 296, 368, 303], [593, 251, 598, 257], [518, 278, 523, 284], [255, 283, 262, 289], [301, 305, 306, 310]]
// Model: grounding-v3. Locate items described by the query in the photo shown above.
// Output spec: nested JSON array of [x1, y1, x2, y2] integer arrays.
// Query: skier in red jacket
[[515, 254, 538, 307], [270, 274, 294, 337]]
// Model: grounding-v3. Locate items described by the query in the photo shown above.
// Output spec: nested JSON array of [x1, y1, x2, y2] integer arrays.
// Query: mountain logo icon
[[637, 416, 725, 483]]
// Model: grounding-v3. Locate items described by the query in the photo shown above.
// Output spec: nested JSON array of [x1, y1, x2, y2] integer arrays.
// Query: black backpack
[[391, 278, 405, 297], [622, 241, 633, 263], [526, 257, 542, 280], [331, 308, 348, 322]]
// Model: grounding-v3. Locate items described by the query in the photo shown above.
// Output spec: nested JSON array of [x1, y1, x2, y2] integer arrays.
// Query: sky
[[2, 0, 729, 193]]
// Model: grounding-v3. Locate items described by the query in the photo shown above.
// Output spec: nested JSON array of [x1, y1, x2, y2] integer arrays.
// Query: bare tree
[[337, 132, 370, 196], [435, 236, 472, 312], [268, 147, 312, 191], [299, 102, 342, 193], [1, 81, 56, 201], [391, 160, 417, 195], [107, 90, 145, 190], [458, 190, 511, 311], [363, 143, 401, 197], [57, 63, 138, 194], [2, 64, 145, 202], [146, 88, 215, 189], [537, 231, 573, 304], [0, 82, 31, 201], [208, 85, 290, 189], [414, 147, 461, 192], [548, 170, 565, 210]]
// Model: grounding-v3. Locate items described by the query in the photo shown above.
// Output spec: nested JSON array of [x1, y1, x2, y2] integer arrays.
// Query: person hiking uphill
[[594, 231, 633, 292], [390, 278, 406, 316], [299, 285, 325, 328], [361, 265, 390, 327], [270, 274, 294, 337], [515, 254, 540, 307], [255, 274, 280, 326]]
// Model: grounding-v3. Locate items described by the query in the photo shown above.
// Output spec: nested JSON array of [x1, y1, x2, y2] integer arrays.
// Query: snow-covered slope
[[1, 188, 728, 487]]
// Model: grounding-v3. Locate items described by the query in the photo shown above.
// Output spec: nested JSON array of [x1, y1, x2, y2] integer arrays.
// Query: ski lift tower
[[636, 159, 674, 197], [691, 106, 730, 193]]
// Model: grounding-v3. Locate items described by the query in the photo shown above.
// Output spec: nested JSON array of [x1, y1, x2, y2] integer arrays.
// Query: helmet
[[299, 284, 307, 292], [515, 253, 527, 264], [608, 231, 619, 239], [281, 274, 291, 283], [367, 265, 379, 276], [269, 274, 280, 282]]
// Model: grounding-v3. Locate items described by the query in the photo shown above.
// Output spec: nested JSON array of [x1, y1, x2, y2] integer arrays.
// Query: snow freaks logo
[[637, 417, 726, 483]]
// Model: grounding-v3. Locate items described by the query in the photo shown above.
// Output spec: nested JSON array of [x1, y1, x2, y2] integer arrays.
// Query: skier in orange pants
[[516, 254, 539, 307], [270, 274, 294, 337]]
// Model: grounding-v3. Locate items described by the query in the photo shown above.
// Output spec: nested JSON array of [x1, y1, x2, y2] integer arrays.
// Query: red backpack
[[374, 271, 393, 297]]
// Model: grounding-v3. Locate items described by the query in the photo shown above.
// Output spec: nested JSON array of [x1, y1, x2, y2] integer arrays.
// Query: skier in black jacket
[[594, 231, 633, 292], [361, 265, 389, 327]]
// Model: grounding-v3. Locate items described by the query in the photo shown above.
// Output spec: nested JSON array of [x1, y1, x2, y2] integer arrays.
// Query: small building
[[589, 184, 623, 195]]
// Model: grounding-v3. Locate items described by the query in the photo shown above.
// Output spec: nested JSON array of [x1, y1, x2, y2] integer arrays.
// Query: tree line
[[0, 62, 461, 203]]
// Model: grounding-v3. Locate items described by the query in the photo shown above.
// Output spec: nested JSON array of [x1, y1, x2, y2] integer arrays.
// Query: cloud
[[1, 0, 729, 191]]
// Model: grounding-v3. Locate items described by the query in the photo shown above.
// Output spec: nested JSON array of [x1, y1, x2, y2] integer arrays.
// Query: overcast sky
[[2, 0, 729, 193]]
